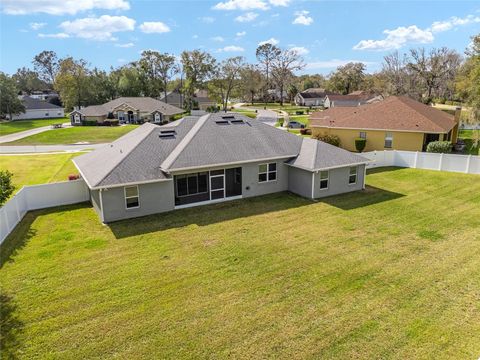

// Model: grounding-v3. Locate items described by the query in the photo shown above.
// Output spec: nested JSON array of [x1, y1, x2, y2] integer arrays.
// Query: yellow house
[[310, 96, 460, 152]]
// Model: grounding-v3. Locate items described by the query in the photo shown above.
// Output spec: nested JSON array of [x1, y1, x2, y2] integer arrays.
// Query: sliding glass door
[[210, 170, 225, 200]]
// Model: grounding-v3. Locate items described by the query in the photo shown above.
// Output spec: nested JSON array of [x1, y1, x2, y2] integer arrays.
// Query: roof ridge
[[396, 96, 454, 132], [160, 113, 211, 170], [311, 139, 318, 170], [91, 124, 157, 186]]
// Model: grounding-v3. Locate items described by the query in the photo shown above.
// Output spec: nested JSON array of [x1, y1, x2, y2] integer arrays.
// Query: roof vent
[[159, 133, 175, 139], [215, 120, 230, 125], [160, 129, 176, 134], [230, 119, 245, 124], [221, 115, 235, 120]]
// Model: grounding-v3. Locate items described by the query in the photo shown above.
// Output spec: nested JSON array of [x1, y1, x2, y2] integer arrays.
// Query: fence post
[[414, 151, 419, 169], [438, 153, 444, 171], [465, 155, 472, 174]]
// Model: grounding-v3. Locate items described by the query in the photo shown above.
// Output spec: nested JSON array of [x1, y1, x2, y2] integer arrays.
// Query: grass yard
[[1, 168, 480, 359], [3, 125, 138, 145], [244, 103, 321, 115], [0, 153, 82, 194], [231, 108, 258, 118], [0, 118, 69, 136], [458, 129, 480, 155]]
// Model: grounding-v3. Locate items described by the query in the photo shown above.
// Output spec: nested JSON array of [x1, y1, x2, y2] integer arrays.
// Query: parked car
[[288, 121, 305, 129]]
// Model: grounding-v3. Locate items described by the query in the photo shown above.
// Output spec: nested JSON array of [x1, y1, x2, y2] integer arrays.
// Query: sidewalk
[[0, 122, 71, 144]]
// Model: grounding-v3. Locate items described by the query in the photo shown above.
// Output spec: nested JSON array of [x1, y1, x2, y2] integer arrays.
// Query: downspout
[[99, 188, 105, 223], [311, 172, 315, 199]]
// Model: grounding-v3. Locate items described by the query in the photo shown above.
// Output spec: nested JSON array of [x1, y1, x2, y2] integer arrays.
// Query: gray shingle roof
[[21, 96, 63, 110], [287, 138, 369, 171], [74, 113, 369, 189], [78, 97, 184, 117]]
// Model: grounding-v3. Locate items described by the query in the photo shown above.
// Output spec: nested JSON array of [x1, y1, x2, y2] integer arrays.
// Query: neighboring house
[[159, 89, 216, 110], [73, 113, 369, 223], [310, 96, 460, 152], [323, 92, 382, 108], [28, 90, 59, 101], [9, 96, 64, 120], [69, 97, 184, 126], [294, 88, 337, 106]]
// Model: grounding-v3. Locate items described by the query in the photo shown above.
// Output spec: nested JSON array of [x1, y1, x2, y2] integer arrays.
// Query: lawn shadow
[[320, 185, 405, 210], [366, 166, 406, 175], [108, 192, 312, 240], [0, 292, 24, 359], [0, 203, 91, 268]]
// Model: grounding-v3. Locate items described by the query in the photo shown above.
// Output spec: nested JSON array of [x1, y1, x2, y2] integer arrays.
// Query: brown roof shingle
[[310, 96, 456, 133]]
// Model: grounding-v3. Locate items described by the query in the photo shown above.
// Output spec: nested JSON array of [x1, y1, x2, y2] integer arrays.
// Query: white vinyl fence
[[0, 180, 89, 244], [363, 150, 480, 175]]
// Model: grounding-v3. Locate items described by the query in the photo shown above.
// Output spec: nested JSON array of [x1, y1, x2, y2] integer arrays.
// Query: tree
[[32, 50, 59, 86], [12, 67, 47, 94], [209, 56, 245, 111], [0, 170, 15, 206], [136, 50, 169, 98], [113, 65, 144, 97], [239, 65, 263, 104], [270, 48, 305, 105], [0, 72, 25, 120], [256, 43, 281, 103], [89, 68, 117, 104], [55, 57, 91, 110], [180, 50, 216, 110], [327, 62, 365, 94], [156, 53, 179, 103], [381, 51, 409, 95]]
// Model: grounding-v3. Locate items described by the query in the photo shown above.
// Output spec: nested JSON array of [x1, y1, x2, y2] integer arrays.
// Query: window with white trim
[[349, 166, 357, 185], [176, 173, 208, 197], [319, 170, 329, 190], [258, 162, 277, 183], [125, 185, 139, 208], [359, 131, 367, 139], [154, 112, 161, 122], [118, 111, 125, 121], [384, 132, 393, 148], [74, 114, 81, 123]]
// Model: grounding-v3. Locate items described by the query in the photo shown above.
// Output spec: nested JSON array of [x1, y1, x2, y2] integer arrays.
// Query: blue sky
[[1, 0, 479, 75]]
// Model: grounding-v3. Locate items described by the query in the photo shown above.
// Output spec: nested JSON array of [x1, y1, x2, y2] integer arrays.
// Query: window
[[176, 173, 208, 197], [258, 162, 277, 183], [74, 114, 81, 124], [319, 170, 329, 190], [57, 112, 62, 116], [384, 132, 393, 148], [154, 112, 161, 122], [349, 166, 357, 185], [359, 131, 367, 139], [45, 113, 49, 116], [125, 186, 139, 209], [118, 111, 125, 121]]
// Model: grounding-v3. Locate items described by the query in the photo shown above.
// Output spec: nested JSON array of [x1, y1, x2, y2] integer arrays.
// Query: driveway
[[0, 143, 107, 154], [255, 109, 278, 126], [0, 122, 71, 144]]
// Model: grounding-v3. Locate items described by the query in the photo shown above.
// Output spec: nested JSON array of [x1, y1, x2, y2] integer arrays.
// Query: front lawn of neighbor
[[1, 168, 480, 359], [0, 118, 69, 136], [3, 125, 138, 145], [0, 153, 82, 194]]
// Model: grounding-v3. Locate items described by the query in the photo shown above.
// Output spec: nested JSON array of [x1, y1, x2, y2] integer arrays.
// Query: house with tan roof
[[70, 97, 184, 126], [323, 91, 383, 108], [310, 96, 460, 152]]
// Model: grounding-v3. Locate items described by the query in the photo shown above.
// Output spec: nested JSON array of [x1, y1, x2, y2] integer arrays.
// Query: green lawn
[[3, 125, 138, 145], [2, 168, 480, 359], [458, 129, 480, 155], [243, 103, 322, 115], [231, 108, 258, 118], [0, 153, 82, 194], [0, 118, 69, 136]]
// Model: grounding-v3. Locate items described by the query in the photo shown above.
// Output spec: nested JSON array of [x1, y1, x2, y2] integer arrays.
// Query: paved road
[[0, 143, 107, 154], [0, 122, 71, 144], [255, 109, 278, 126]]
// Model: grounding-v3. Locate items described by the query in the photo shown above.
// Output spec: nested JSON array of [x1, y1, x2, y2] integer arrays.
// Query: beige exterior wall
[[312, 127, 429, 152]]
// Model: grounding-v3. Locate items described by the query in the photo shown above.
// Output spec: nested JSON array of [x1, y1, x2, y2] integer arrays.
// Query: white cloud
[[236, 31, 246, 37], [353, 25, 433, 51], [354, 13, 480, 51], [192, 34, 199, 39], [117, 58, 126, 63], [305, 59, 376, 69], [213, 0, 268, 11], [211, 36, 225, 42], [115, 42, 134, 48], [293, 10, 313, 26], [258, 37, 279, 45], [430, 14, 480, 33], [199, 16, 215, 23], [289, 46, 309, 55], [269, 0, 290, 6], [59, 15, 135, 41], [139, 21, 170, 34], [30, 22, 47, 30], [235, 12, 258, 22], [219, 45, 245, 52], [2, 0, 130, 15], [38, 32, 70, 38]]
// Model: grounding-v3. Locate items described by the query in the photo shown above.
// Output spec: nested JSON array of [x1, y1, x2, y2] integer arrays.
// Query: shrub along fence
[[0, 180, 89, 244], [363, 150, 480, 175]]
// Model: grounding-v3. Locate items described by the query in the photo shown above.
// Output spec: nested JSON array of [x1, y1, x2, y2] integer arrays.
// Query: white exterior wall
[[11, 108, 65, 120]]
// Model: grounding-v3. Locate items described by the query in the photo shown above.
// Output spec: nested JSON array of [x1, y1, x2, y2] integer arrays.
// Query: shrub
[[426, 141, 452, 153], [68, 174, 80, 181], [206, 105, 219, 113], [295, 110, 304, 115], [102, 119, 119, 126], [83, 120, 97, 126], [314, 134, 341, 147], [355, 138, 367, 152], [300, 128, 312, 135], [0, 170, 15, 206]]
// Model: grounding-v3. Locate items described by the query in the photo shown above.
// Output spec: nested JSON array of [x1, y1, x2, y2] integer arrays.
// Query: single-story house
[[294, 88, 337, 106], [310, 96, 460, 152], [159, 89, 216, 110], [69, 97, 184, 126], [28, 90, 59, 101], [323, 92, 383, 108], [8, 96, 64, 120], [73, 113, 369, 222]]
